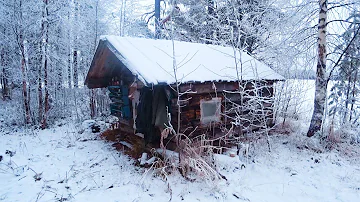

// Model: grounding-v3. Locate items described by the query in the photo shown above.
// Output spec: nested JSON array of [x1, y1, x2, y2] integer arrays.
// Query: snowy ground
[[1, 80, 360, 201], [1, 122, 359, 202]]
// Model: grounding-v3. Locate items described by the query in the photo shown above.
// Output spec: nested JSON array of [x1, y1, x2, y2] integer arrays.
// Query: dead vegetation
[[100, 128, 146, 159], [100, 126, 233, 182]]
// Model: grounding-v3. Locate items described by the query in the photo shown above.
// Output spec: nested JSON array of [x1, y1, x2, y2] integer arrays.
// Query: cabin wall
[[170, 80, 275, 139], [104, 78, 277, 146]]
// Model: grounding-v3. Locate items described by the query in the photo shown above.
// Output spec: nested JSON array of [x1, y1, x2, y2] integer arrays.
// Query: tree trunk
[[38, 53, 43, 123], [119, 0, 126, 36], [1, 16, 9, 100], [1, 67, 8, 101], [42, 55, 49, 129], [41, 0, 49, 129], [349, 69, 358, 122], [205, 0, 215, 44], [56, 58, 62, 102], [73, 50, 78, 88], [17, 0, 31, 124], [90, 89, 96, 118], [90, 1, 99, 119], [349, 19, 359, 123], [307, 0, 328, 137], [68, 50, 72, 88], [73, 0, 78, 88], [1, 32, 6, 100], [21, 40, 31, 124], [0, 67, 3, 99], [343, 73, 352, 124], [1, 48, 9, 100], [94, 0, 99, 52], [155, 0, 160, 39], [67, 2, 72, 89]]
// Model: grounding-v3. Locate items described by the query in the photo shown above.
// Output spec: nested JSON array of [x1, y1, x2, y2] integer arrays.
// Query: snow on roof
[[101, 36, 284, 85]]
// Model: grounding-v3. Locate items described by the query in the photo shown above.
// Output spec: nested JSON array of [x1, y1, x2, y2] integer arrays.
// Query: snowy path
[[1, 125, 359, 202]]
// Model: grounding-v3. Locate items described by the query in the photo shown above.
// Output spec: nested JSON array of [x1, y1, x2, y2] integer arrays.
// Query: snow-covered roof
[[92, 36, 284, 86]]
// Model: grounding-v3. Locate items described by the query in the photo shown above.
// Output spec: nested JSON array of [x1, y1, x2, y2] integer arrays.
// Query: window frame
[[200, 97, 222, 124]]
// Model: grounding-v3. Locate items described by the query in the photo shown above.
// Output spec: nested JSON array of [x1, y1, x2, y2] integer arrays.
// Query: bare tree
[[16, 0, 31, 124], [40, 0, 50, 129]]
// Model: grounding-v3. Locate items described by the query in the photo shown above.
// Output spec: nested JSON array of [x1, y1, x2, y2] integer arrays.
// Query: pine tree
[[328, 11, 360, 125]]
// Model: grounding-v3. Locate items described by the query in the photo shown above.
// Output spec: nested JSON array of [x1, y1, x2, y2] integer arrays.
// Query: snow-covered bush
[[0, 91, 25, 129]]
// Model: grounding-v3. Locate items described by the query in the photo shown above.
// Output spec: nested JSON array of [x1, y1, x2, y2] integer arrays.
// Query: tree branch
[[327, 19, 360, 26], [328, 2, 356, 11], [327, 25, 360, 82]]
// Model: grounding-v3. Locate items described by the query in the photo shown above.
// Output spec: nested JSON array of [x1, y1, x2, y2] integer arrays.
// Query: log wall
[[170, 80, 275, 139]]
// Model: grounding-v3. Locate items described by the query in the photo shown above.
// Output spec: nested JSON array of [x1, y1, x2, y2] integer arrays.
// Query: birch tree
[[307, 0, 328, 137], [307, 0, 360, 137]]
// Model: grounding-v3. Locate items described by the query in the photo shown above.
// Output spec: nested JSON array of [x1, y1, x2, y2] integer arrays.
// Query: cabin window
[[200, 98, 221, 124]]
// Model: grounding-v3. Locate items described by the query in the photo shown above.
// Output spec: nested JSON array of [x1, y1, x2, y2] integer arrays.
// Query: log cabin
[[85, 36, 284, 148]]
